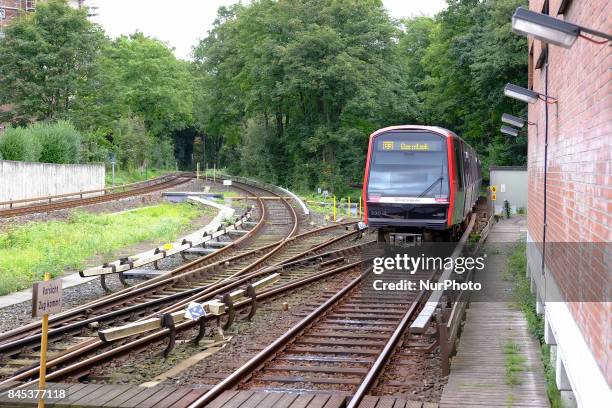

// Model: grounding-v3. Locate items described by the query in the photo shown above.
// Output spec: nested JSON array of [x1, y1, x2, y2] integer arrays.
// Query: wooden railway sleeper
[[160, 313, 176, 358]]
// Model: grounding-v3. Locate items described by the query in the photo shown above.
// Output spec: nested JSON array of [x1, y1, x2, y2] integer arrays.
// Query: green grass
[[105, 168, 175, 186], [504, 340, 527, 386], [0, 203, 208, 295], [506, 242, 563, 407]]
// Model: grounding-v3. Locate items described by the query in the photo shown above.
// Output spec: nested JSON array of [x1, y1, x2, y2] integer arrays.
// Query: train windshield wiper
[[417, 176, 443, 198]]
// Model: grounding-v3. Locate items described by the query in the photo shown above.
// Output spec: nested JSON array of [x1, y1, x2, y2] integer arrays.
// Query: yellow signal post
[[38, 272, 50, 408], [359, 196, 362, 219], [347, 197, 351, 217], [333, 196, 336, 222]]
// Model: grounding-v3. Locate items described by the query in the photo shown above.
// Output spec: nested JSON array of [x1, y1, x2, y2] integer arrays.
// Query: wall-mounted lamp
[[504, 83, 540, 104], [502, 113, 526, 128], [504, 83, 556, 104], [501, 125, 519, 137], [512, 7, 611, 48]]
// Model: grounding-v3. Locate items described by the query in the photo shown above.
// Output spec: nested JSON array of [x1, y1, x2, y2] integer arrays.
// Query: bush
[[32, 121, 82, 164], [0, 126, 42, 162]]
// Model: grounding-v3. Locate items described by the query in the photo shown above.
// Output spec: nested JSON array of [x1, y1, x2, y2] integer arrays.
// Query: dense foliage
[[0, 121, 80, 163], [0, 0, 193, 169], [0, 0, 528, 191], [193, 0, 528, 192]]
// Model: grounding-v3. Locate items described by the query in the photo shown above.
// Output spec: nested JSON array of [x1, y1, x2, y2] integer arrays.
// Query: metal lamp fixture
[[512, 7, 612, 48], [501, 125, 519, 137], [502, 113, 525, 128], [504, 83, 541, 104]]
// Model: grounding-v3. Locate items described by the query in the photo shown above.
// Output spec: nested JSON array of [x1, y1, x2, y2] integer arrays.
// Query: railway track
[[187, 265, 432, 407], [0, 180, 293, 347], [0, 174, 191, 218], [0, 247, 372, 388], [182, 217, 476, 407], [0, 179, 370, 391]]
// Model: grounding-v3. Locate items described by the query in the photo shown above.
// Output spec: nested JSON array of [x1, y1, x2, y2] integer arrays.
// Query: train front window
[[367, 132, 449, 199]]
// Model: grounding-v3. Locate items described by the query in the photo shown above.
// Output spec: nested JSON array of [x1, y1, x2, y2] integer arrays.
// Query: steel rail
[[188, 267, 370, 407], [0, 259, 368, 389], [0, 220, 355, 352], [0, 175, 191, 218], [0, 182, 268, 345], [346, 288, 428, 408]]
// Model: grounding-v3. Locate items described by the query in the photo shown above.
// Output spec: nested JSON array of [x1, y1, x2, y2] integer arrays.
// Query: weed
[[504, 340, 526, 386], [506, 242, 563, 407]]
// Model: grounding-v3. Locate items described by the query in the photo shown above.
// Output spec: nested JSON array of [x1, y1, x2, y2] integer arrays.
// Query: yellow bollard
[[333, 196, 336, 222], [347, 197, 351, 217], [38, 272, 50, 408], [359, 196, 362, 219]]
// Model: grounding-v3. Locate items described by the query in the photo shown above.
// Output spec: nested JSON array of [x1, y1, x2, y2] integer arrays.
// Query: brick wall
[[528, 0, 611, 384], [0, 1, 35, 29]]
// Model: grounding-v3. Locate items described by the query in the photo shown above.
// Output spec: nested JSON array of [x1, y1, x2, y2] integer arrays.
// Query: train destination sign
[[377, 139, 443, 152], [32, 278, 62, 317]]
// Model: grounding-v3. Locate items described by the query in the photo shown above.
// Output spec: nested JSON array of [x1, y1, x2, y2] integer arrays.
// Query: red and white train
[[362, 125, 482, 239]]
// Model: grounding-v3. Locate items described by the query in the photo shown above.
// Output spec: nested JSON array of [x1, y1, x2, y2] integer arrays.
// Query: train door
[[453, 139, 466, 224]]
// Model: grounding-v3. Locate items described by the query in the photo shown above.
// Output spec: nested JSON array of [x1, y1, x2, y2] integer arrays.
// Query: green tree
[[193, 0, 419, 192], [0, 0, 105, 123]]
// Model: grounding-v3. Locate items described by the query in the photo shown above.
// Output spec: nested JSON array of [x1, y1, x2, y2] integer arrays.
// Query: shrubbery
[[33, 121, 82, 163], [0, 126, 42, 161], [0, 121, 81, 164]]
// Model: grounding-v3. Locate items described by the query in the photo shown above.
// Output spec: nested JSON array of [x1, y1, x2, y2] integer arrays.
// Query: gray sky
[[90, 0, 447, 60]]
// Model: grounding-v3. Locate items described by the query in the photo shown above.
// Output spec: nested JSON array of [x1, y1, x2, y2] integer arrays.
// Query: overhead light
[[512, 7, 612, 48], [501, 125, 519, 137], [504, 83, 540, 104], [502, 113, 525, 128]]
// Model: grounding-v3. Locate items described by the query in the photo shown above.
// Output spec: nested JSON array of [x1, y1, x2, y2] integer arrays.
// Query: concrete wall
[[0, 160, 105, 204], [489, 166, 527, 214]]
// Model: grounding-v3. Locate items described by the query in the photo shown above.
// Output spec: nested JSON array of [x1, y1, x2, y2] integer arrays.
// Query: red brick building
[[0, 1, 36, 30], [526, 0, 611, 406]]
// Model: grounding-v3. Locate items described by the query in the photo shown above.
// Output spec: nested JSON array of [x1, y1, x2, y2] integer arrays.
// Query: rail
[[187, 267, 370, 407], [216, 173, 310, 217], [0, 173, 184, 208]]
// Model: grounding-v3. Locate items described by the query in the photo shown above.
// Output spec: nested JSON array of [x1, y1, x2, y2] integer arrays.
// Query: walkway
[[440, 217, 550, 407]]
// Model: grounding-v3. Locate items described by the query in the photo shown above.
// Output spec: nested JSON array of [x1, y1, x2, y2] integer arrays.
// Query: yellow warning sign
[[491, 193, 497, 201], [490, 185, 497, 193]]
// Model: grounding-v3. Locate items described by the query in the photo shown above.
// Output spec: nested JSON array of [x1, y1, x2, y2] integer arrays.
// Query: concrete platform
[[440, 217, 550, 407]]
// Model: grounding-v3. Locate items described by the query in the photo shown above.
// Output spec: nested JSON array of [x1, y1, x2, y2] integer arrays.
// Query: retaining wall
[[0, 160, 105, 203]]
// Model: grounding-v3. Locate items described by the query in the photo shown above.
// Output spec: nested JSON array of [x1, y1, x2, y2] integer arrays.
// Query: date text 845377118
[[7, 389, 67, 399]]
